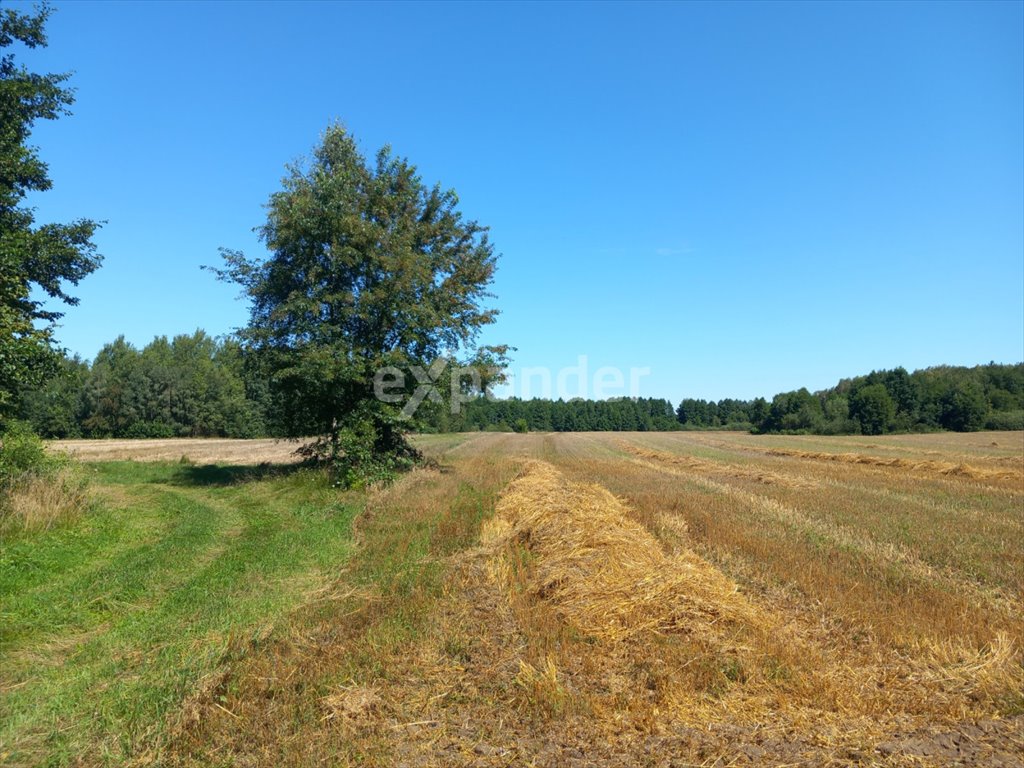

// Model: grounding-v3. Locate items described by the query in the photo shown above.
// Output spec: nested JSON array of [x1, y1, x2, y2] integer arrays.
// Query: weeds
[[0, 465, 90, 534], [1, 422, 90, 535]]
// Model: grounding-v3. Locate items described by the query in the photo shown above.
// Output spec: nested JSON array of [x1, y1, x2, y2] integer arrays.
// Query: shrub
[[985, 410, 1024, 431], [329, 418, 420, 489], [124, 421, 177, 439], [0, 420, 51, 482], [0, 421, 89, 534]]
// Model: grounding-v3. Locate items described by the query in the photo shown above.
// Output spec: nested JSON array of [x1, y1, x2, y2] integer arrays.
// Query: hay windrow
[[481, 457, 1024, 725], [625, 438, 1023, 485], [483, 461, 764, 644], [618, 442, 817, 489], [764, 447, 1023, 483]]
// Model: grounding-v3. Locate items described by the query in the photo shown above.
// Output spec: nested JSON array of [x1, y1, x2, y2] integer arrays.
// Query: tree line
[[19, 332, 265, 439], [17, 338, 678, 437], [675, 363, 1024, 435], [17, 343, 1024, 438], [420, 395, 680, 433]]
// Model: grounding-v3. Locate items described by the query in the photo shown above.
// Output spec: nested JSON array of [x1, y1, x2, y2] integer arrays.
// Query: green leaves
[[75, 332, 262, 439], [216, 124, 502, 484], [850, 383, 896, 436], [0, 4, 101, 417]]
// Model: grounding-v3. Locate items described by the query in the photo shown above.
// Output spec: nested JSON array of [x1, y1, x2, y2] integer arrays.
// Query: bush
[[123, 421, 177, 439], [1, 421, 89, 534], [818, 418, 861, 436], [0, 420, 51, 482], [985, 410, 1024, 431], [721, 420, 754, 432], [329, 418, 420, 489], [512, 418, 529, 434]]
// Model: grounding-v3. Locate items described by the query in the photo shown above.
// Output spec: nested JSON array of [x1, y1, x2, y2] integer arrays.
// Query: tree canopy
[[0, 3, 101, 418], [214, 125, 502, 483]]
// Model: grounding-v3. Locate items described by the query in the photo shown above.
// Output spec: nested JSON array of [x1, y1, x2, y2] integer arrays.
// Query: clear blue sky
[[17, 0, 1024, 401]]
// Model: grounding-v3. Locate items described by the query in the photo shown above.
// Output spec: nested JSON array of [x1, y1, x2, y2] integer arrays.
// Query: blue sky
[[17, 0, 1024, 401]]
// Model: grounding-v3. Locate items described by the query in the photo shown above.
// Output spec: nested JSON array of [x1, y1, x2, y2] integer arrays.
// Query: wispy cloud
[[654, 245, 693, 257]]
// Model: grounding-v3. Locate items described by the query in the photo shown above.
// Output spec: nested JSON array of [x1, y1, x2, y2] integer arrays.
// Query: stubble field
[[2, 431, 1022, 766]]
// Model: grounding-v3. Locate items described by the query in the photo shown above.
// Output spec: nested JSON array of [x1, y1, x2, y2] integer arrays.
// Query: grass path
[[0, 462, 360, 767]]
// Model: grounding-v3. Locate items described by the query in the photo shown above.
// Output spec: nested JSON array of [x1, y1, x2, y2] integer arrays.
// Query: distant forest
[[17, 333, 1024, 438]]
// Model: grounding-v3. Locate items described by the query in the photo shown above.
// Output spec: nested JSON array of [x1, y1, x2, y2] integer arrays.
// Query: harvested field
[[47, 437, 307, 465], [6, 431, 1023, 767]]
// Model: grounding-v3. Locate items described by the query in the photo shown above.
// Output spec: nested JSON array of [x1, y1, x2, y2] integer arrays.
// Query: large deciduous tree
[[0, 3, 101, 418], [214, 125, 503, 484]]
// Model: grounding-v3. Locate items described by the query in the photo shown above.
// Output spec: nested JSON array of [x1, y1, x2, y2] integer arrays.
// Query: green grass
[[0, 461, 361, 767]]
